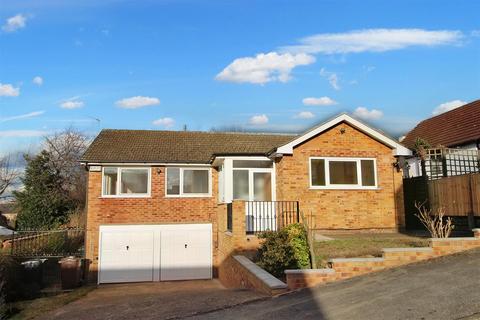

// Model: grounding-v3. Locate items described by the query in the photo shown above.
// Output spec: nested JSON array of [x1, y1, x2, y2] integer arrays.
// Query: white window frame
[[165, 167, 212, 198], [232, 167, 276, 202], [101, 167, 152, 198], [309, 157, 378, 190]]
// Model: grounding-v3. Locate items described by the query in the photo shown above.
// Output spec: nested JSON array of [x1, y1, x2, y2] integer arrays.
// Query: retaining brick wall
[[223, 256, 287, 296], [286, 229, 480, 290]]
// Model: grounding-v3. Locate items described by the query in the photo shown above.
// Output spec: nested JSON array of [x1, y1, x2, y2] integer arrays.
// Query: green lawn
[[314, 233, 430, 267], [7, 286, 95, 320]]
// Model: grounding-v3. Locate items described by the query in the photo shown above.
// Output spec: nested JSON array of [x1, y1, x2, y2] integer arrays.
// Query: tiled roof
[[81, 129, 297, 164], [402, 100, 480, 149]]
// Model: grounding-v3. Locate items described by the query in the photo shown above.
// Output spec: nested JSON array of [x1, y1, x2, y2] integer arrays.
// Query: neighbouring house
[[401, 99, 480, 178], [80, 113, 411, 284]]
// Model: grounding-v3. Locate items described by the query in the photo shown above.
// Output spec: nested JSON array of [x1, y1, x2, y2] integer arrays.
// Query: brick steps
[[286, 230, 480, 290]]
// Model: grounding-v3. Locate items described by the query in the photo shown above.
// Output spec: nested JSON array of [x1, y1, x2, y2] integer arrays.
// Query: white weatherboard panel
[[98, 224, 212, 284]]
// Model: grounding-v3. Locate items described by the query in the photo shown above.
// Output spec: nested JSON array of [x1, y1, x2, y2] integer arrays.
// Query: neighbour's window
[[166, 167, 211, 197], [102, 167, 151, 197], [310, 158, 377, 189]]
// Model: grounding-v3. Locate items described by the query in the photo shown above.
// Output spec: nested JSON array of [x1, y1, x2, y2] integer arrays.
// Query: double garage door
[[98, 224, 212, 284]]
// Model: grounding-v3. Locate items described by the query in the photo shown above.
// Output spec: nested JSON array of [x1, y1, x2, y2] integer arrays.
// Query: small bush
[[284, 223, 311, 269], [256, 224, 311, 278]]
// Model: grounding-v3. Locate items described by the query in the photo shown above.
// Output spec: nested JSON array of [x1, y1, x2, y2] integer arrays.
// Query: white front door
[[98, 224, 212, 284]]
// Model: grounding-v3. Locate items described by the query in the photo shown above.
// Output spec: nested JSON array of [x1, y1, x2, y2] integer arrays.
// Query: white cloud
[[152, 117, 175, 128], [249, 114, 269, 125], [0, 130, 46, 138], [471, 30, 480, 37], [215, 52, 315, 84], [302, 96, 338, 106], [2, 14, 27, 33], [432, 100, 467, 115], [60, 97, 84, 109], [0, 110, 44, 122], [32, 76, 43, 86], [320, 68, 340, 90], [116, 96, 160, 109], [0, 83, 20, 97], [353, 107, 383, 120], [294, 111, 315, 119], [281, 28, 463, 54]]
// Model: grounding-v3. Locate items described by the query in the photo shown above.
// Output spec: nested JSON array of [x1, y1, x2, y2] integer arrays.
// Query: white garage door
[[98, 224, 212, 284]]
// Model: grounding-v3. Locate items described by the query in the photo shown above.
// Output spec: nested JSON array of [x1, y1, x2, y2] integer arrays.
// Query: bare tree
[[0, 155, 20, 198], [43, 128, 90, 208]]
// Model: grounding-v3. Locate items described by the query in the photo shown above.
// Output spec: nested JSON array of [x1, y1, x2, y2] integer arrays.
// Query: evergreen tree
[[14, 151, 75, 230]]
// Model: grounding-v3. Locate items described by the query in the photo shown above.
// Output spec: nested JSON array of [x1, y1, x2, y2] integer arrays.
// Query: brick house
[[81, 113, 411, 284]]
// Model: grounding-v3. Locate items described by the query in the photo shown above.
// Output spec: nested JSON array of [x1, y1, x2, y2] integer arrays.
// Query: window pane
[[361, 160, 376, 186], [253, 172, 272, 201], [329, 161, 358, 185], [233, 170, 249, 200], [121, 169, 149, 194], [166, 168, 180, 195], [183, 169, 209, 194], [311, 159, 325, 186], [103, 168, 118, 195]]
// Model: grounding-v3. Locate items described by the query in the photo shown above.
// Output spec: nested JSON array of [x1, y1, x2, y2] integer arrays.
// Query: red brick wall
[[85, 166, 219, 281], [275, 122, 405, 230], [286, 233, 480, 290]]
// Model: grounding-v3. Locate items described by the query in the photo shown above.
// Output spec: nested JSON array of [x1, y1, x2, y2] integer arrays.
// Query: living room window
[[102, 167, 151, 197], [166, 167, 211, 197], [310, 157, 377, 189]]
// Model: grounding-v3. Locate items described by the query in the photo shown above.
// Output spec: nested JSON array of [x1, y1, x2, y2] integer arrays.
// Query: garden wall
[[286, 229, 480, 290]]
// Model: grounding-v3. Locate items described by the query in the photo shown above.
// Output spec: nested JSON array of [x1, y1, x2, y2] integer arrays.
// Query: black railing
[[227, 203, 233, 232], [246, 201, 299, 234], [9, 228, 85, 258]]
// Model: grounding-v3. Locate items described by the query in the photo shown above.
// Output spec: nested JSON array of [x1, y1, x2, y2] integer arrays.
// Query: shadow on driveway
[[39, 279, 267, 320]]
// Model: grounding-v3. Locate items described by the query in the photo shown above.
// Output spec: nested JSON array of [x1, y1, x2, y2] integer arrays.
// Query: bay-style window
[[310, 157, 377, 189], [102, 167, 151, 197], [166, 167, 211, 197]]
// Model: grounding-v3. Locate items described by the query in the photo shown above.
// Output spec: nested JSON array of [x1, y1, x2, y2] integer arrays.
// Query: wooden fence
[[403, 173, 480, 230], [428, 173, 480, 216]]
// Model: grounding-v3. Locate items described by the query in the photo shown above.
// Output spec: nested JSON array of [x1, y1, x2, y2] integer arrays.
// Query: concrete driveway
[[39, 280, 267, 320], [195, 249, 480, 320]]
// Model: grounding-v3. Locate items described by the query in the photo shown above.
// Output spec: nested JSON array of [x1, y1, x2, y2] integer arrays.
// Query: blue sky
[[0, 0, 479, 155]]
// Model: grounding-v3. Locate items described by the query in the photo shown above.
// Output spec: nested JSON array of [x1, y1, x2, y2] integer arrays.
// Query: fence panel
[[403, 176, 429, 230], [8, 229, 85, 258], [428, 175, 472, 216]]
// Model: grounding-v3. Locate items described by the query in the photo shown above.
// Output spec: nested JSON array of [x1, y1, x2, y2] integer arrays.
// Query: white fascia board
[[83, 162, 212, 167], [276, 113, 412, 156]]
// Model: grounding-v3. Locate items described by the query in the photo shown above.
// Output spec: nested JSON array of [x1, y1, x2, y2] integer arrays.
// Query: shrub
[[284, 223, 311, 269], [256, 224, 311, 278]]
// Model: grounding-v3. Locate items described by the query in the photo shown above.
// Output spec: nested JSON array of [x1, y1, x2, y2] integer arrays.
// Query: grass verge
[[314, 233, 430, 267]]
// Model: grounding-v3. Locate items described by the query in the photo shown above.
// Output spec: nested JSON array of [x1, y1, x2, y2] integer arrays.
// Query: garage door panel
[[99, 230, 155, 283], [99, 224, 212, 284]]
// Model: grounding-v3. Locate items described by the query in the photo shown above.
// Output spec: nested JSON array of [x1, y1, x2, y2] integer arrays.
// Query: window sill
[[309, 186, 380, 190], [99, 195, 151, 199], [164, 194, 213, 199]]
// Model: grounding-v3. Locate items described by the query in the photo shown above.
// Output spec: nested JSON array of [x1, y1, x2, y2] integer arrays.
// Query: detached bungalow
[[80, 113, 411, 284]]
